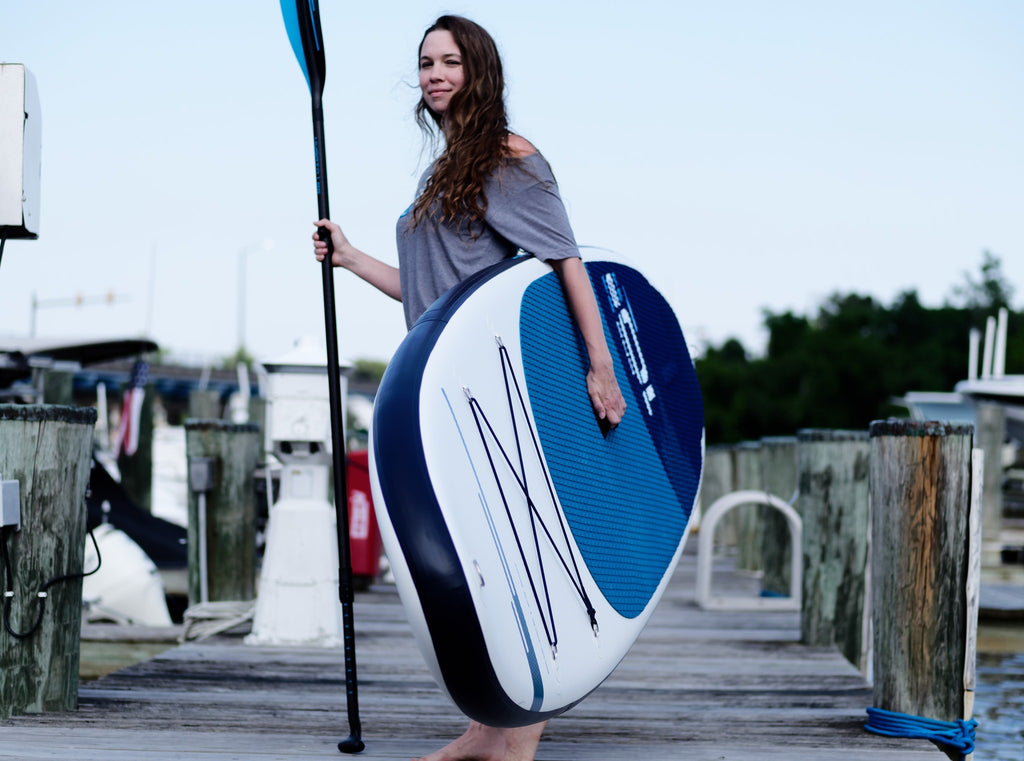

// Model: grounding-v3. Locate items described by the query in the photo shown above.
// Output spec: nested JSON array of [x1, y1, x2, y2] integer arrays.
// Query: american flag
[[116, 360, 149, 458]]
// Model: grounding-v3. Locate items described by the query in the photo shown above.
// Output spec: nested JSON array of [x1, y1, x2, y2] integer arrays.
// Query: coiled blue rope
[[865, 707, 978, 759]]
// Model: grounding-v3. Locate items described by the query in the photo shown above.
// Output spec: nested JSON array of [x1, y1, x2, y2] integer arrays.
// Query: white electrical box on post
[[0, 475, 20, 531], [0, 63, 41, 240]]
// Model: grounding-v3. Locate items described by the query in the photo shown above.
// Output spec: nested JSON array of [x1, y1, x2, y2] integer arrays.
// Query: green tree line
[[695, 252, 1021, 444]]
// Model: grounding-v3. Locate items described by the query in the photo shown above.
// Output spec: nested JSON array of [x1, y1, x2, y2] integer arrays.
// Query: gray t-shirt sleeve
[[484, 154, 580, 262], [397, 152, 580, 328]]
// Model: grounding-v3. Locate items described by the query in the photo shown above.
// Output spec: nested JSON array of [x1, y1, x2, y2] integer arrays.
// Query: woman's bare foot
[[414, 720, 547, 761]]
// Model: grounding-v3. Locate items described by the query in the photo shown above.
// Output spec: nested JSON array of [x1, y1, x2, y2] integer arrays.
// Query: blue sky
[[1, 1, 1021, 369]]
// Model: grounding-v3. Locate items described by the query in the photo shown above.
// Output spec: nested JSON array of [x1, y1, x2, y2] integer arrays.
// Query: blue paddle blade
[[280, 0, 326, 96], [280, 0, 310, 89]]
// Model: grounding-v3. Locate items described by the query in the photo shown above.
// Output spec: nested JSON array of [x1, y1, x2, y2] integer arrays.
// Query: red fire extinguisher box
[[346, 450, 382, 585]]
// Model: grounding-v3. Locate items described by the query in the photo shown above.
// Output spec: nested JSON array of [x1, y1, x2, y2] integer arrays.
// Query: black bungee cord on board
[[464, 337, 600, 655], [491, 338, 598, 634]]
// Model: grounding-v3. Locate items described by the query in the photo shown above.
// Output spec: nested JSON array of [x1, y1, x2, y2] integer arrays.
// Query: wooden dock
[[0, 551, 942, 760]]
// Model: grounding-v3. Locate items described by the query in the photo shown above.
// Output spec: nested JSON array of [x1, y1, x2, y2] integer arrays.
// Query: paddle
[[279, 1, 364, 753]]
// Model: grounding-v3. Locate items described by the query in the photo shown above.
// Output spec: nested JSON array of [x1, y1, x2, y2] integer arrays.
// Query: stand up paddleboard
[[370, 251, 704, 727]]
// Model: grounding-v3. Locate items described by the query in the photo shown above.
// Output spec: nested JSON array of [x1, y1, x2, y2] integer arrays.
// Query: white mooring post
[[247, 338, 351, 647]]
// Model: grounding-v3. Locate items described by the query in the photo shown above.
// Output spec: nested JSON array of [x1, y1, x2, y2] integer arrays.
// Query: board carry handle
[[279, 0, 364, 753]]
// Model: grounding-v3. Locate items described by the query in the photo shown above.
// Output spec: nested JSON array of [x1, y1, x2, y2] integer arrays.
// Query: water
[[974, 651, 1024, 760]]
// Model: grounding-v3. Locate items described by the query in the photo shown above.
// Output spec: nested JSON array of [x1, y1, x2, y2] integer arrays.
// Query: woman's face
[[419, 30, 465, 116]]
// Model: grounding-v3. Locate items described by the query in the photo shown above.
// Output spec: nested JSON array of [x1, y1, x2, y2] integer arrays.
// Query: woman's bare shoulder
[[506, 134, 538, 158]]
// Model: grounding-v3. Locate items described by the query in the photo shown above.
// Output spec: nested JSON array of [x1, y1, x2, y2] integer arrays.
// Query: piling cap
[[797, 428, 869, 442], [0, 403, 96, 425], [868, 419, 973, 438]]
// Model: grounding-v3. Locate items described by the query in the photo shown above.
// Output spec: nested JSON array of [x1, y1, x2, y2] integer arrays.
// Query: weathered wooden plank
[[0, 404, 96, 719], [0, 727, 940, 761], [0, 552, 937, 760]]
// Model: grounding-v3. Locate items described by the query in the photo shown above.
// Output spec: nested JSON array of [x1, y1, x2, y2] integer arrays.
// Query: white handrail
[[696, 490, 802, 611]]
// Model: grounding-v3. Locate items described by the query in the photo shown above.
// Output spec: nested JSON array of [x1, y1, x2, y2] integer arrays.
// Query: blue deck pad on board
[[519, 263, 703, 619]]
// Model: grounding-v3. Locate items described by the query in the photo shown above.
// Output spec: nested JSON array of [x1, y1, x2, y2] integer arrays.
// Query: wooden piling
[[700, 445, 736, 552], [869, 420, 973, 723], [0, 404, 97, 718], [759, 436, 799, 595], [735, 441, 763, 573], [798, 429, 870, 673], [183, 420, 260, 604]]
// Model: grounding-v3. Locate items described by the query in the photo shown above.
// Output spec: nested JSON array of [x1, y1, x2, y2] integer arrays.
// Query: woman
[[314, 15, 626, 761]]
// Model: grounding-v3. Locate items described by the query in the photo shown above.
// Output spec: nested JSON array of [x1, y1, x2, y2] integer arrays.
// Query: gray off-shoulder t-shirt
[[396, 152, 580, 328]]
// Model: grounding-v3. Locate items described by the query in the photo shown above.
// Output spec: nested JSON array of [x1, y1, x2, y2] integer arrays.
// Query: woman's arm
[[313, 218, 402, 301], [548, 256, 626, 428]]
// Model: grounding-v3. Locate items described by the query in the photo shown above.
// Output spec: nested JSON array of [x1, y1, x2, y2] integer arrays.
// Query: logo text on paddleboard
[[602, 272, 657, 415]]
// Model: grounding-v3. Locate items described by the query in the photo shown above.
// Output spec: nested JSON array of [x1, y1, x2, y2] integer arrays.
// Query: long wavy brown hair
[[412, 15, 513, 235]]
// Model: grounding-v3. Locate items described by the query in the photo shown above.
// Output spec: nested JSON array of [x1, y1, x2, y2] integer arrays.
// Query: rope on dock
[[180, 601, 255, 642], [865, 707, 978, 760]]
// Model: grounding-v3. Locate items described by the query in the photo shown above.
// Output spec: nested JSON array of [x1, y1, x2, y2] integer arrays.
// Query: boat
[[1, 334, 186, 622], [82, 521, 173, 627], [896, 308, 1024, 571], [896, 308, 1024, 443]]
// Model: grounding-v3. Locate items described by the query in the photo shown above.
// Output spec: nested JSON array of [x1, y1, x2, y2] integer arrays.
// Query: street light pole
[[237, 239, 274, 354]]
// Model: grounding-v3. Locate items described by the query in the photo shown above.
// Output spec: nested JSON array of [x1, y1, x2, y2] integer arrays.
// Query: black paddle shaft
[[285, 0, 363, 751], [312, 89, 365, 755], [309, 89, 356, 609]]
